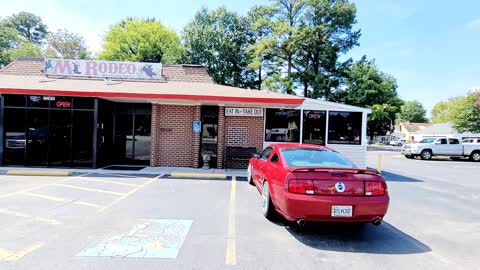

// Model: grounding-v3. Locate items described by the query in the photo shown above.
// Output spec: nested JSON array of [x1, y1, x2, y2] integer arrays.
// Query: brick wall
[[219, 115, 264, 168], [150, 104, 200, 167]]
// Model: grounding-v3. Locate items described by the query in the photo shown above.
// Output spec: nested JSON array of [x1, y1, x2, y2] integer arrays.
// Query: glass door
[[25, 109, 49, 166], [49, 110, 72, 167]]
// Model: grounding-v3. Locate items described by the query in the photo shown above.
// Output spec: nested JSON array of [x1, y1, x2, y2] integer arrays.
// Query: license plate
[[331, 205, 353, 217]]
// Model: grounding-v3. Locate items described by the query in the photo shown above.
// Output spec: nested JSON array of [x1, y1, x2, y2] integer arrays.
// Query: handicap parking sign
[[193, 120, 201, 133]]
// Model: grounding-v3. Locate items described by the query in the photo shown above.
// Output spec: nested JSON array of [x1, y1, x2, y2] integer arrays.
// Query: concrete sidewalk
[[0, 166, 247, 178]]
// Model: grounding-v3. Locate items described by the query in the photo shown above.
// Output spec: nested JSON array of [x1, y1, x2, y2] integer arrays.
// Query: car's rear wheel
[[261, 181, 275, 220], [470, 151, 480, 162], [247, 164, 254, 186], [420, 150, 432, 160]]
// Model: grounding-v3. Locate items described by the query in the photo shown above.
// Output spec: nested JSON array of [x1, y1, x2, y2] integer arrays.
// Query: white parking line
[[77, 177, 141, 187], [225, 176, 237, 266], [53, 183, 126, 196]]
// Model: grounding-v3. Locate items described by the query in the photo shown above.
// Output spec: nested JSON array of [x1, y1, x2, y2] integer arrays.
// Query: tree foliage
[[98, 19, 183, 63], [397, 100, 427, 123], [7, 12, 48, 44], [335, 57, 402, 137], [250, 0, 360, 96], [183, 7, 258, 88], [431, 92, 480, 133], [45, 29, 90, 59]]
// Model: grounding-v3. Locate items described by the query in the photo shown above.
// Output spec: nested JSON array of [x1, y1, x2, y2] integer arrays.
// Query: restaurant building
[[0, 58, 371, 169]]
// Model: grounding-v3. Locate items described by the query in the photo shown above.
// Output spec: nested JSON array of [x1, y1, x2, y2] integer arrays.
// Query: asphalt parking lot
[[0, 152, 479, 270]]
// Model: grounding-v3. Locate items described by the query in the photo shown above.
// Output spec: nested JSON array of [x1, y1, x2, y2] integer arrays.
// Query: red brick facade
[[150, 104, 264, 168], [150, 104, 200, 167]]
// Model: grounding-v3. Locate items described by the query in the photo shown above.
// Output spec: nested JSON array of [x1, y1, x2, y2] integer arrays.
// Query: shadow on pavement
[[381, 170, 424, 183], [285, 221, 431, 255]]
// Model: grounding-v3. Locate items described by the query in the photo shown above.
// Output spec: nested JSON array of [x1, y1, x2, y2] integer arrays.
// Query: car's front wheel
[[247, 164, 254, 186], [261, 181, 275, 220], [420, 150, 432, 160]]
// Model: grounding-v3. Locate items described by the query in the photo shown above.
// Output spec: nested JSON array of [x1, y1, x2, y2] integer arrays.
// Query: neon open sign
[[56, 101, 71, 108]]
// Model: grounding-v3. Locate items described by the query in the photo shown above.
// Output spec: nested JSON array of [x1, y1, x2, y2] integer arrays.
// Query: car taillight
[[365, 181, 386, 196], [288, 179, 315, 194]]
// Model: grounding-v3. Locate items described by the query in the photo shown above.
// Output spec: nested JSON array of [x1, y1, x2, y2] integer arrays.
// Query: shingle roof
[[0, 58, 213, 83], [399, 122, 433, 132]]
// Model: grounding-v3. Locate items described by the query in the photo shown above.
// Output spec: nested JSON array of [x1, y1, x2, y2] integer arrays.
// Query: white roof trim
[[296, 98, 372, 113]]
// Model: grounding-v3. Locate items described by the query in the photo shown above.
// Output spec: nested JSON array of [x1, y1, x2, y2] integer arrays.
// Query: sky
[[0, 0, 479, 115]]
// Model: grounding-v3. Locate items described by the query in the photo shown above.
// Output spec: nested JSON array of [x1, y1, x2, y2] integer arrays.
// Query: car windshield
[[419, 138, 436, 143], [281, 148, 356, 168]]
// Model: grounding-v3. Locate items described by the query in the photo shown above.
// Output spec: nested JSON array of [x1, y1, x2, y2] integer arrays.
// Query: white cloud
[[465, 18, 480, 29]]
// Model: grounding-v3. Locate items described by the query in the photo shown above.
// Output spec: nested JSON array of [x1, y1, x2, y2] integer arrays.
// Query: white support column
[[361, 112, 368, 146], [325, 111, 329, 146], [299, 109, 304, 144]]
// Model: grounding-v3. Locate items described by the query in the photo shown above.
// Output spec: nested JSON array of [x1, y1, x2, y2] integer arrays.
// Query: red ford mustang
[[247, 143, 389, 227]]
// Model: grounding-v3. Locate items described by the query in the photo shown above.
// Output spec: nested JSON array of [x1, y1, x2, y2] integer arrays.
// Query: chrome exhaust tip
[[372, 219, 382, 226], [296, 219, 306, 227]]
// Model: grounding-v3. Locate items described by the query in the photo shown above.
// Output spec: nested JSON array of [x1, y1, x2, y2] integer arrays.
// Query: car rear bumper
[[277, 192, 389, 222]]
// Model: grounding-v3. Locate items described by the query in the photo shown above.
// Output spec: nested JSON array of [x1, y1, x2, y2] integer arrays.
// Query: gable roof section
[[399, 122, 433, 132]]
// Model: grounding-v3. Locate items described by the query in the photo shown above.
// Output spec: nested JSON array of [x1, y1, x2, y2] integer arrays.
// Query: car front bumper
[[401, 148, 419, 155], [276, 192, 389, 222]]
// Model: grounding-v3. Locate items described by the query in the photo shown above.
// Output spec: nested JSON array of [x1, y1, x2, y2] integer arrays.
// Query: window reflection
[[328, 111, 362, 145], [265, 109, 300, 142]]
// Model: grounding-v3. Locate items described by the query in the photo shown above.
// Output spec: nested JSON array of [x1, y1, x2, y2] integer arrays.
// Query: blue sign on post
[[193, 120, 201, 133]]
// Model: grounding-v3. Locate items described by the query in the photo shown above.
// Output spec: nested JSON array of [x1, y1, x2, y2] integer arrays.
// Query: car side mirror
[[252, 152, 261, 158], [435, 141, 441, 145]]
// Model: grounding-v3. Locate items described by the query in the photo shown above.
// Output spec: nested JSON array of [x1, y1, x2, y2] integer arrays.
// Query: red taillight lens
[[365, 181, 386, 196], [288, 179, 315, 194]]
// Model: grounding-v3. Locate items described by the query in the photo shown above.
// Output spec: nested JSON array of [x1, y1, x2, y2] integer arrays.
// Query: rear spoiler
[[289, 167, 380, 175]]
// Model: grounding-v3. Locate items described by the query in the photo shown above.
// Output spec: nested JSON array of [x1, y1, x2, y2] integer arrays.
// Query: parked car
[[247, 144, 389, 227], [389, 139, 408, 146], [401, 137, 480, 161]]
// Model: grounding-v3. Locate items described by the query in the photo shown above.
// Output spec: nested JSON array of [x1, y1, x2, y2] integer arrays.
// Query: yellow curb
[[170, 172, 227, 179], [6, 170, 73, 177]]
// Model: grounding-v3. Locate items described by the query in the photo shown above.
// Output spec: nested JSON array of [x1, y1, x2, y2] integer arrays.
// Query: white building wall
[[325, 144, 368, 168]]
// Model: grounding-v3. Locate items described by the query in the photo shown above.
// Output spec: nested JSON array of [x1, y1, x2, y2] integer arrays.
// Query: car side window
[[261, 147, 273, 160], [439, 138, 447, 144], [449, 138, 459, 144], [270, 153, 280, 164]]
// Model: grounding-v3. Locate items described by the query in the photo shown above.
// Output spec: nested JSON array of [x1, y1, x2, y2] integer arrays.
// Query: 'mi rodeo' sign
[[44, 58, 162, 80]]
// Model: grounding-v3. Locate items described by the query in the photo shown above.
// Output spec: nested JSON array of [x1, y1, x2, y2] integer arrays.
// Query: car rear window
[[280, 148, 356, 168]]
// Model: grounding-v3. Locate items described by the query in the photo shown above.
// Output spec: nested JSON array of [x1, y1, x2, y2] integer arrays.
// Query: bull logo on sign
[[44, 60, 53, 72], [141, 64, 157, 78]]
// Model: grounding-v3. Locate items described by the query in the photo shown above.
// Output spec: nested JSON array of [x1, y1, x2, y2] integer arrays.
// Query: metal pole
[[92, 98, 98, 168]]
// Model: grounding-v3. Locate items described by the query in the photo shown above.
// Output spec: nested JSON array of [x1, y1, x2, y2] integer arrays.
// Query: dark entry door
[[200, 106, 219, 168], [26, 109, 49, 166], [49, 110, 72, 167]]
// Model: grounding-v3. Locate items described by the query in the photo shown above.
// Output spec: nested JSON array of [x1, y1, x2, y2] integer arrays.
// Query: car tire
[[470, 151, 480, 162], [420, 150, 432, 160], [247, 164, 254, 186], [261, 181, 276, 220]]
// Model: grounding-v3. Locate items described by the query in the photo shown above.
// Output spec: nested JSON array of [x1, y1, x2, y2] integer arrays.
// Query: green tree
[[450, 92, 480, 133], [430, 92, 480, 133], [397, 100, 427, 123], [45, 29, 90, 59], [335, 57, 402, 137], [0, 19, 21, 66], [7, 12, 48, 44], [183, 7, 258, 88], [250, 0, 360, 96], [98, 19, 183, 63], [4, 41, 43, 59], [430, 96, 464, 123]]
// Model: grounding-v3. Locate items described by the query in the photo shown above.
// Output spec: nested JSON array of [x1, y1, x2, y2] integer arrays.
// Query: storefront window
[[2, 94, 95, 167], [265, 109, 300, 142], [328, 111, 362, 145], [303, 110, 326, 145]]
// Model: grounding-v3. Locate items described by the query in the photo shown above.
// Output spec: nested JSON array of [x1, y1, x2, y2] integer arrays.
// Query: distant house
[[395, 122, 433, 142], [410, 123, 480, 142]]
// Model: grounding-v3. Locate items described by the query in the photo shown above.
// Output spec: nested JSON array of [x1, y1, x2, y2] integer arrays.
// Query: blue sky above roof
[[1, 0, 479, 115]]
